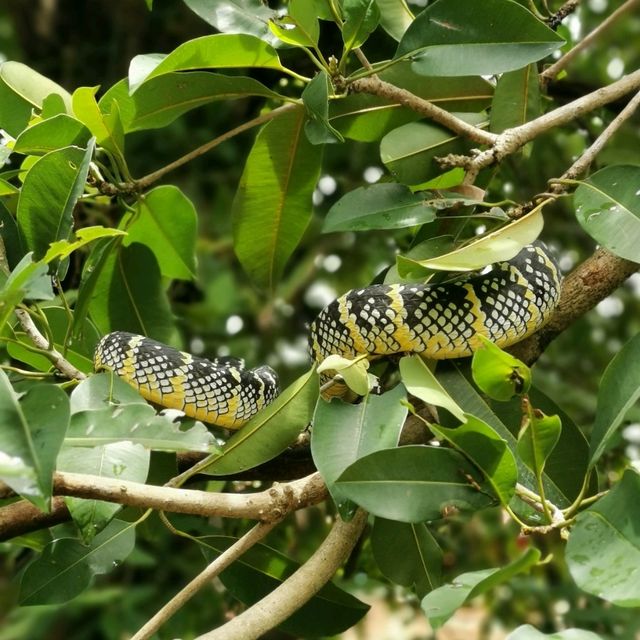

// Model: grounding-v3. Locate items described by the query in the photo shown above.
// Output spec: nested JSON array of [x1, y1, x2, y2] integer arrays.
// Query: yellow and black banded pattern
[[93, 332, 279, 429], [94, 242, 561, 428], [309, 241, 562, 363]]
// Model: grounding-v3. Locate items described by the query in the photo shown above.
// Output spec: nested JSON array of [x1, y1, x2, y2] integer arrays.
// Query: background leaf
[[14, 115, 91, 155], [490, 64, 541, 133]]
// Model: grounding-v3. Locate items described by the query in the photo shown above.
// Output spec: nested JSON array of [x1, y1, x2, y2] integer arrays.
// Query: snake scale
[[94, 241, 562, 429]]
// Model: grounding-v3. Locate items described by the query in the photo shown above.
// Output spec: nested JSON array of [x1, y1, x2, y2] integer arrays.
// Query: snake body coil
[[94, 241, 562, 428]]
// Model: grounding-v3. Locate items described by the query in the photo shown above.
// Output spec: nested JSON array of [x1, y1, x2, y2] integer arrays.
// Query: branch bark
[[194, 509, 368, 640]]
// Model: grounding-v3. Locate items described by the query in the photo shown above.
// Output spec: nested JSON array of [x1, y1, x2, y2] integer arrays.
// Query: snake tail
[[93, 331, 279, 429]]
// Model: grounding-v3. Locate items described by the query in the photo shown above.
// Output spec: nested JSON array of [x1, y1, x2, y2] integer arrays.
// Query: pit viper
[[94, 241, 562, 429]]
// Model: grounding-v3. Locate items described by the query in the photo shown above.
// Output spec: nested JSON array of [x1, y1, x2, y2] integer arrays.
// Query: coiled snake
[[94, 241, 562, 429]]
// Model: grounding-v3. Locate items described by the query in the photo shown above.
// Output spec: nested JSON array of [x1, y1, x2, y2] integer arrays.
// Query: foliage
[[1, 1, 640, 639]]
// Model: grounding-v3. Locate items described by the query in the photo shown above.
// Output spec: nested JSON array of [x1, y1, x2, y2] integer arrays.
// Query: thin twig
[[348, 76, 497, 145], [13, 308, 86, 380], [541, 0, 640, 86], [194, 510, 368, 640], [131, 521, 278, 640]]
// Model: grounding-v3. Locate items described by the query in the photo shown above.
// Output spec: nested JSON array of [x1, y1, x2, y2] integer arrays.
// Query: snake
[[94, 241, 562, 429]]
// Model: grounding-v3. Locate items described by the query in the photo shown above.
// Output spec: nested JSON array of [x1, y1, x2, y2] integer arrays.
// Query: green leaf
[[0, 178, 19, 196], [431, 414, 518, 505], [19, 519, 136, 605], [371, 517, 442, 597], [333, 65, 492, 142], [574, 165, 640, 263], [0, 201, 24, 269], [182, 0, 278, 45], [323, 183, 438, 232], [0, 75, 34, 137], [472, 335, 531, 401], [269, 0, 319, 47], [0, 372, 69, 510], [399, 204, 544, 272], [395, 0, 563, 76], [301, 70, 344, 145], [88, 242, 175, 342], [399, 355, 465, 422], [506, 626, 604, 640], [342, 0, 380, 51], [589, 332, 640, 466], [437, 363, 591, 507], [380, 113, 487, 185], [516, 404, 561, 478], [14, 115, 92, 155], [130, 34, 284, 92], [17, 141, 95, 261], [316, 354, 372, 396], [101, 72, 285, 132], [72, 87, 125, 165], [391, 235, 456, 283], [124, 185, 197, 280], [490, 64, 541, 133], [57, 442, 149, 542], [202, 366, 318, 475], [375, 0, 414, 41], [0, 61, 72, 113], [312, 385, 407, 518], [336, 445, 494, 522], [566, 469, 640, 607], [203, 536, 369, 636], [43, 225, 126, 264], [232, 106, 322, 290], [421, 548, 540, 628], [70, 371, 147, 412]]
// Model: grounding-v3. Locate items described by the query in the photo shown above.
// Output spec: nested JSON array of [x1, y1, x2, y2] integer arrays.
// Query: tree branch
[[0, 497, 70, 541], [348, 76, 498, 146], [131, 521, 278, 640], [541, 0, 640, 86], [194, 509, 368, 640]]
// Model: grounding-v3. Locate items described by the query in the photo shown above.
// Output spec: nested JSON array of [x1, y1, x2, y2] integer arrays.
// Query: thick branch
[[51, 471, 327, 521], [348, 76, 498, 145], [510, 248, 639, 364], [0, 497, 70, 541], [194, 510, 368, 640]]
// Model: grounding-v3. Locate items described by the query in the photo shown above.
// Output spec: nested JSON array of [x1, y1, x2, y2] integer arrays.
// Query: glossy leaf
[[19, 519, 136, 605], [371, 518, 442, 597], [57, 442, 149, 542], [202, 366, 318, 475], [88, 242, 174, 342], [574, 165, 640, 263], [233, 106, 322, 290], [203, 536, 369, 636], [380, 113, 487, 185], [70, 372, 148, 412], [399, 355, 465, 422], [430, 414, 518, 505], [182, 0, 277, 44], [14, 115, 92, 155], [437, 363, 591, 507], [72, 87, 125, 164], [395, 0, 563, 76], [490, 64, 540, 133], [124, 185, 197, 280], [0, 73, 33, 137], [17, 142, 95, 261], [101, 72, 284, 132], [316, 354, 371, 396], [472, 335, 531, 401], [301, 70, 343, 145], [589, 332, 640, 466], [516, 404, 561, 478], [0, 61, 72, 113], [374, 0, 413, 41], [312, 385, 407, 517], [336, 445, 494, 522], [269, 1, 319, 47], [507, 626, 603, 640], [130, 34, 284, 92], [566, 469, 640, 607], [323, 183, 436, 232], [0, 372, 69, 509], [400, 204, 544, 272], [342, 0, 380, 51], [421, 548, 540, 628], [391, 235, 456, 283]]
